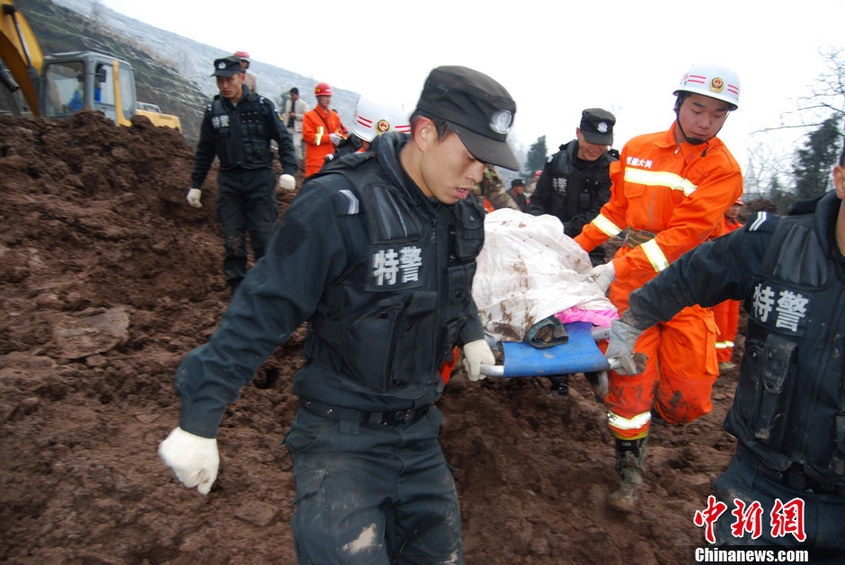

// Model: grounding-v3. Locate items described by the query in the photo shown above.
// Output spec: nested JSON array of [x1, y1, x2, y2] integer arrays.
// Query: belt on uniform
[[300, 398, 431, 427], [738, 445, 845, 496], [624, 228, 656, 249]]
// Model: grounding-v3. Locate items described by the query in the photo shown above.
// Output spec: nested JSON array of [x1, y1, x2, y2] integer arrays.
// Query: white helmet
[[674, 63, 740, 110], [351, 96, 411, 142]]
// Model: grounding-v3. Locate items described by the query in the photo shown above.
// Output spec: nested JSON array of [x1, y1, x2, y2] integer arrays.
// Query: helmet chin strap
[[675, 117, 709, 145]]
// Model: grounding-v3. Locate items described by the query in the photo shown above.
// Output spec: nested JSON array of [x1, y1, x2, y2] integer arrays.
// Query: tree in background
[[524, 135, 547, 181], [744, 47, 845, 210], [792, 113, 842, 200]]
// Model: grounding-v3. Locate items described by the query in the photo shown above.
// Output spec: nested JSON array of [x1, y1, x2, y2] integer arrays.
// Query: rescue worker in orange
[[574, 64, 743, 511], [302, 82, 346, 178], [711, 198, 745, 370]]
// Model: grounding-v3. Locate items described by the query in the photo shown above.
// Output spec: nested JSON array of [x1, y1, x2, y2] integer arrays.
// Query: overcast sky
[[101, 0, 843, 173]]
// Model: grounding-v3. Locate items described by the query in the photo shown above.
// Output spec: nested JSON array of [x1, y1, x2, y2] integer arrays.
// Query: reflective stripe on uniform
[[315, 126, 325, 145], [715, 340, 735, 350], [624, 167, 697, 197], [641, 239, 669, 272], [607, 409, 651, 431], [591, 214, 622, 238]]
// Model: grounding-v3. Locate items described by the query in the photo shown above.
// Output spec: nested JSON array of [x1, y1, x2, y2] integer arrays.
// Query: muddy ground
[[0, 111, 743, 564]]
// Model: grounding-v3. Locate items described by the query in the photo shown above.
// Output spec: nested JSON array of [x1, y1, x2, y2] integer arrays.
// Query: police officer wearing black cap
[[528, 108, 619, 259], [508, 178, 528, 211], [160, 66, 519, 563], [186, 55, 298, 293]]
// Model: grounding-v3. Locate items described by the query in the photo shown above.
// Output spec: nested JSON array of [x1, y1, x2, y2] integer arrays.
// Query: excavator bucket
[[0, 0, 43, 115]]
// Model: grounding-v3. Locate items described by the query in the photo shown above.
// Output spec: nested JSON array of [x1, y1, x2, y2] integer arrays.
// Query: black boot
[[609, 436, 647, 512], [547, 374, 570, 398]]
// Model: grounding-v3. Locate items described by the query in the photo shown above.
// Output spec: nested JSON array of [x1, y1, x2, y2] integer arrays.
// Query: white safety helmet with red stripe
[[315, 82, 333, 97], [351, 96, 411, 142], [674, 63, 740, 110]]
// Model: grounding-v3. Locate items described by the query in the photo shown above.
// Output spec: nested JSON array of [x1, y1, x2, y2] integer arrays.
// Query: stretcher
[[479, 321, 616, 378]]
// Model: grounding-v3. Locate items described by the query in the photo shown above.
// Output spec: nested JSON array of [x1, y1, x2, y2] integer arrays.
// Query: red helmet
[[315, 82, 333, 97], [234, 51, 250, 63]]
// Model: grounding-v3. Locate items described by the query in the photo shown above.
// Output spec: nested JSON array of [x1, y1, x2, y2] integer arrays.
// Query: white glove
[[587, 262, 616, 293], [605, 318, 647, 375], [329, 133, 344, 146], [186, 188, 202, 208], [462, 339, 495, 382], [279, 174, 296, 191], [159, 427, 219, 495]]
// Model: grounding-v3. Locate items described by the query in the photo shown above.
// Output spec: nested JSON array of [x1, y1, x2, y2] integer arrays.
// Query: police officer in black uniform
[[186, 56, 298, 293], [528, 108, 618, 263], [160, 66, 520, 564], [603, 137, 845, 560]]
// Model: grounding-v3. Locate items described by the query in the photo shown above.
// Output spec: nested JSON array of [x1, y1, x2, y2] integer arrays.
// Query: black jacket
[[191, 85, 298, 187], [527, 140, 618, 237], [175, 132, 486, 437], [627, 191, 845, 487]]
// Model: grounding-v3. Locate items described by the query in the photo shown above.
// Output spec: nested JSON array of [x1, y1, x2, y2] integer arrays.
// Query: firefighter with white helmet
[[673, 63, 740, 144], [327, 96, 411, 162], [574, 63, 743, 512], [351, 96, 410, 145]]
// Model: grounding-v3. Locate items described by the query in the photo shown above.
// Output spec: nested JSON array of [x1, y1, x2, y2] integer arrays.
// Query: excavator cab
[[41, 52, 135, 126]]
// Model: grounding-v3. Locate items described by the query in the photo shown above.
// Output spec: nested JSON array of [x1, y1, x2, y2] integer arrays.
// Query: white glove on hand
[[462, 339, 495, 382], [159, 427, 219, 495], [186, 188, 202, 208], [587, 262, 616, 293], [329, 133, 343, 146], [279, 174, 296, 191], [605, 319, 648, 375]]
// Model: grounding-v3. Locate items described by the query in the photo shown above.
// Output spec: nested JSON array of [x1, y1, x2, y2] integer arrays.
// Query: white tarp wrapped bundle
[[472, 208, 616, 343]]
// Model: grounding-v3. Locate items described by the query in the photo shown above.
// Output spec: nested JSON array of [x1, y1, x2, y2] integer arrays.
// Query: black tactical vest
[[727, 213, 845, 485], [305, 154, 485, 398], [209, 93, 274, 170]]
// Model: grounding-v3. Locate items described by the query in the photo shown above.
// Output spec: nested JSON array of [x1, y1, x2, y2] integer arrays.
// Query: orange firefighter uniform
[[302, 105, 345, 178], [711, 213, 744, 363], [575, 122, 742, 439]]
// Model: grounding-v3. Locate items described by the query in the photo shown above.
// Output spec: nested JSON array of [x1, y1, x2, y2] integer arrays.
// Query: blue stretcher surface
[[483, 321, 610, 377]]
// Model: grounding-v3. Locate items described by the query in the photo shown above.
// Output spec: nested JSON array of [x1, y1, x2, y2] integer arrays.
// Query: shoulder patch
[[744, 211, 779, 233], [334, 189, 360, 215]]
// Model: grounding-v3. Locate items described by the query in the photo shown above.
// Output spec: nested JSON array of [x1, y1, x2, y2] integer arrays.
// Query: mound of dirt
[[0, 111, 740, 564]]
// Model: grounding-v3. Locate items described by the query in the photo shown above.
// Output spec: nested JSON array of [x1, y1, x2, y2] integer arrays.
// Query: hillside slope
[[9, 0, 360, 145]]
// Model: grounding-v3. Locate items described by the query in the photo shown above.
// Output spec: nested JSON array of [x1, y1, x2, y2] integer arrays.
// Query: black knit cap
[[416, 66, 519, 170]]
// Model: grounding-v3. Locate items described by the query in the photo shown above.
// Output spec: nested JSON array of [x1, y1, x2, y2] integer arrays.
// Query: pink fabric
[[554, 307, 618, 327]]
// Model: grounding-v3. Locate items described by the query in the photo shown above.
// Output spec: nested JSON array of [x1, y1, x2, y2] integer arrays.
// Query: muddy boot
[[609, 436, 647, 513]]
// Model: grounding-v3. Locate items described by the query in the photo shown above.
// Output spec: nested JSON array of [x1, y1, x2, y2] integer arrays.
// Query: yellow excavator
[[0, 0, 180, 130]]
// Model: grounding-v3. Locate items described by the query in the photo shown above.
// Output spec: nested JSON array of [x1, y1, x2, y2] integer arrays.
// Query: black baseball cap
[[416, 66, 519, 170], [511, 178, 525, 187], [580, 108, 616, 145], [211, 56, 243, 78]]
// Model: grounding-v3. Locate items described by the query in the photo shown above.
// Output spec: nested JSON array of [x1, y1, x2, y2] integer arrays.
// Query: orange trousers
[[712, 299, 740, 363], [606, 304, 719, 439]]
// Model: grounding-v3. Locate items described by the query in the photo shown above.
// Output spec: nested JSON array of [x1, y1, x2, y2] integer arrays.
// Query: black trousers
[[215, 167, 278, 291]]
